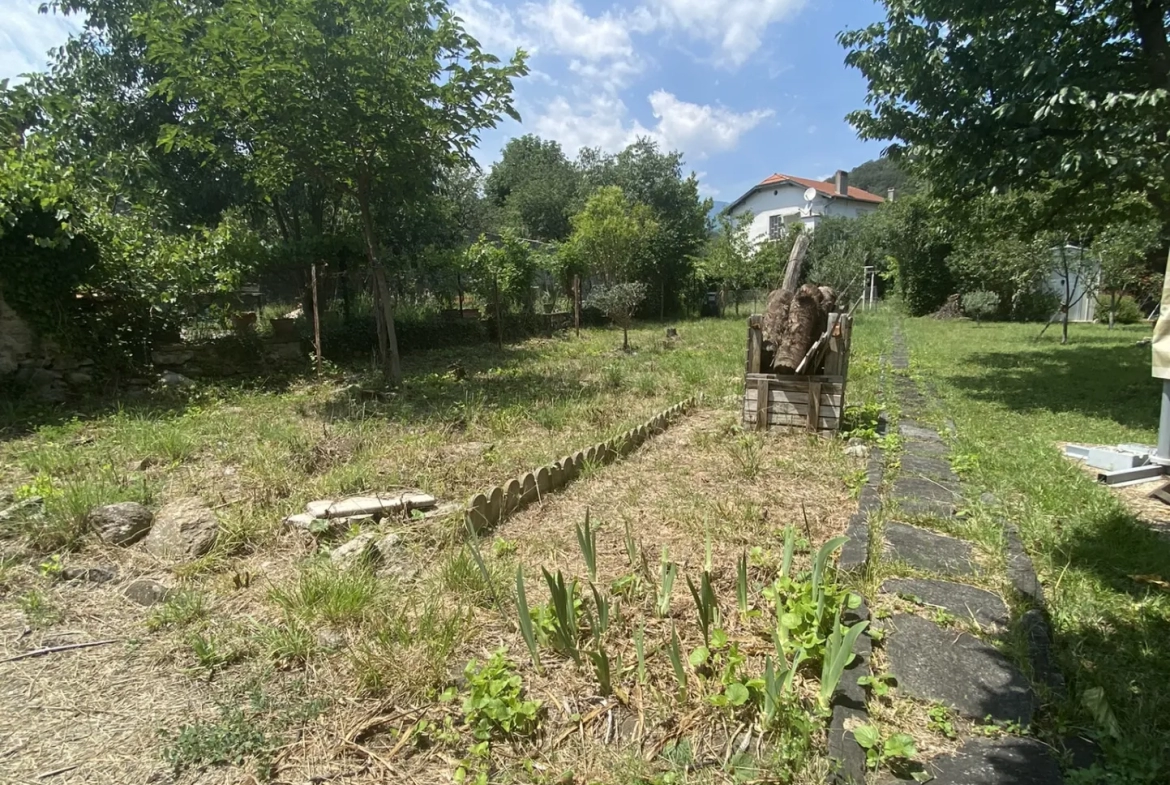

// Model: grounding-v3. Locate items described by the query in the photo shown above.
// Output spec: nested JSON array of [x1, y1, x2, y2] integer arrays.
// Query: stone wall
[[0, 288, 38, 376]]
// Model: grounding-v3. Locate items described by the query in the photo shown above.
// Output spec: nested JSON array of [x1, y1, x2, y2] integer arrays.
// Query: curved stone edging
[[463, 395, 701, 534]]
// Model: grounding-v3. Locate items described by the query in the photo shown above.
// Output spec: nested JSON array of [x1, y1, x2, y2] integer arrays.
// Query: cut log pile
[[761, 233, 839, 374]]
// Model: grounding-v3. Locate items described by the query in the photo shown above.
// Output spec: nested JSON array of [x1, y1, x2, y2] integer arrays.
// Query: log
[[780, 233, 811, 293], [762, 288, 793, 351], [774, 284, 822, 373]]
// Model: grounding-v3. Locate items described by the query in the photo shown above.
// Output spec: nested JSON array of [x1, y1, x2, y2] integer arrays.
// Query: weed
[[667, 624, 688, 702], [37, 554, 63, 579], [163, 704, 271, 776], [817, 616, 870, 713], [857, 672, 897, 698], [491, 538, 517, 558], [188, 632, 235, 672], [462, 650, 542, 740], [587, 643, 613, 696], [853, 724, 917, 772], [148, 590, 208, 631], [18, 589, 60, 627], [736, 550, 749, 616], [351, 600, 466, 698], [623, 518, 638, 566], [728, 434, 764, 479], [541, 568, 581, 664], [686, 571, 719, 646], [927, 704, 956, 739], [258, 615, 317, 666], [440, 546, 507, 610], [762, 650, 804, 729], [634, 622, 647, 684], [270, 564, 382, 626]]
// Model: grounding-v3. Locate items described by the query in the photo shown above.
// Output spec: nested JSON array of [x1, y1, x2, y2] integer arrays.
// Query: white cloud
[[452, 0, 532, 57], [0, 1, 78, 82], [521, 0, 648, 91], [531, 90, 770, 164], [647, 0, 807, 67]]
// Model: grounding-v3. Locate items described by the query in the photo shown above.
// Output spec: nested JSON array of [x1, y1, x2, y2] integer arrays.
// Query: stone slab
[[899, 421, 943, 442], [883, 522, 976, 576], [900, 454, 958, 483], [893, 476, 958, 518], [885, 613, 1034, 725], [307, 493, 436, 519], [876, 737, 1062, 785], [881, 578, 1009, 631]]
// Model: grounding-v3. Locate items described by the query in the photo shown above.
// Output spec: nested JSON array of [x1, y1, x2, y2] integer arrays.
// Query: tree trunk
[[357, 183, 401, 385], [774, 284, 821, 372], [1061, 306, 1070, 344], [1109, 292, 1117, 329], [622, 324, 629, 351], [494, 275, 503, 351]]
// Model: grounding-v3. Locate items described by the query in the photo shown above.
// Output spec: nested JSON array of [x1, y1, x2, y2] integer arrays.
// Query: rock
[[892, 476, 958, 518], [265, 340, 303, 361], [66, 371, 93, 385], [979, 491, 998, 506], [876, 737, 1062, 785], [885, 613, 1034, 725], [883, 521, 977, 576], [160, 371, 195, 387], [0, 495, 44, 522], [62, 565, 117, 584], [900, 453, 958, 482], [87, 502, 154, 546], [317, 628, 345, 650], [330, 533, 381, 570], [124, 578, 172, 606], [881, 578, 1010, 631], [899, 420, 942, 442], [152, 347, 196, 366], [283, 512, 332, 533], [143, 498, 219, 561], [844, 443, 870, 458]]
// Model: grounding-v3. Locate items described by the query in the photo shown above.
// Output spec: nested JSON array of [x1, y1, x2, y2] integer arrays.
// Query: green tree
[[585, 283, 648, 351], [579, 140, 710, 317], [485, 135, 579, 242], [1094, 204, 1163, 327], [141, 0, 527, 384], [845, 157, 918, 198], [465, 232, 535, 348], [565, 186, 659, 285], [840, 1, 1170, 242], [701, 211, 760, 314]]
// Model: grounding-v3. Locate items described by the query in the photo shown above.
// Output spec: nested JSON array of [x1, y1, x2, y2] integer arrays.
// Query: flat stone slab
[[900, 454, 958, 483], [886, 613, 1034, 725], [884, 521, 976, 576], [876, 737, 1062, 785], [881, 578, 1009, 631], [307, 493, 436, 519], [899, 420, 943, 442], [893, 476, 958, 518]]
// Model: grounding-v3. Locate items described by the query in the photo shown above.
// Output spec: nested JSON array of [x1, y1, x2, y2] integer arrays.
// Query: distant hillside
[[708, 200, 730, 222], [846, 157, 920, 197]]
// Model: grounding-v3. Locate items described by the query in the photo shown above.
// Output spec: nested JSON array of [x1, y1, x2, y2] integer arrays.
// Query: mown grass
[[895, 311, 1170, 783]]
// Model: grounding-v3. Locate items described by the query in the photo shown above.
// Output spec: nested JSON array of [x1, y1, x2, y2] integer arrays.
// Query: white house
[[726, 170, 885, 245]]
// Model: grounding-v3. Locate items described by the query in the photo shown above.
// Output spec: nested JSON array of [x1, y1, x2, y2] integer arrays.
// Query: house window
[[768, 214, 783, 239]]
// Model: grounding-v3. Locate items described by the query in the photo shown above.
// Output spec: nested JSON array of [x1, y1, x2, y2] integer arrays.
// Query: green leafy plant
[[587, 644, 613, 696], [817, 616, 870, 713], [657, 554, 678, 618], [736, 550, 749, 616], [188, 632, 232, 672], [762, 649, 805, 729], [858, 672, 897, 698], [462, 650, 542, 740], [686, 571, 720, 646], [37, 554, 63, 578], [961, 290, 1000, 324], [148, 590, 209, 631], [588, 582, 610, 643], [690, 628, 763, 711], [765, 535, 858, 660], [927, 705, 956, 739], [576, 509, 598, 582], [623, 518, 638, 566], [541, 568, 581, 664], [853, 724, 917, 772], [667, 623, 688, 702], [514, 567, 541, 672]]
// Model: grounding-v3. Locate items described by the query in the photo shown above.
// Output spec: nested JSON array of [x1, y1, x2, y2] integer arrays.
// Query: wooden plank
[[746, 316, 763, 375], [823, 313, 844, 376], [807, 381, 821, 432], [741, 409, 840, 429], [745, 372, 845, 387], [743, 392, 842, 416], [755, 375, 770, 432], [781, 233, 811, 293]]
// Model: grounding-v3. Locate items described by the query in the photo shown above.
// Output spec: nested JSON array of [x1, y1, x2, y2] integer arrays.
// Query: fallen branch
[[1, 640, 118, 663]]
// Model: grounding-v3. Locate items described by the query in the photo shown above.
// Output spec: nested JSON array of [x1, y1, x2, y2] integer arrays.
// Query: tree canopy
[[485, 135, 579, 242]]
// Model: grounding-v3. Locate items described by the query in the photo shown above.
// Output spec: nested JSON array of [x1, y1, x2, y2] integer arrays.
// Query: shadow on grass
[[950, 341, 1161, 431]]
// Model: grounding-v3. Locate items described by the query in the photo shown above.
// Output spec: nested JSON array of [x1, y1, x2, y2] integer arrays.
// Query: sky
[[1, 0, 889, 203]]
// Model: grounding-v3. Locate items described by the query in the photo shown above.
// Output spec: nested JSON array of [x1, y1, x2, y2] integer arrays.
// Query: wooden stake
[[780, 233, 811, 293], [573, 275, 581, 338], [310, 263, 322, 376]]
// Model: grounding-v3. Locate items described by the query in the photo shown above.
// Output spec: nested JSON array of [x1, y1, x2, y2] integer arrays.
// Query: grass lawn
[[0, 314, 884, 785], [894, 312, 1170, 783]]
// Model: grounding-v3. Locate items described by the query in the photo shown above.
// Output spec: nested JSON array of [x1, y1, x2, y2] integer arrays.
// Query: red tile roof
[[758, 173, 885, 204]]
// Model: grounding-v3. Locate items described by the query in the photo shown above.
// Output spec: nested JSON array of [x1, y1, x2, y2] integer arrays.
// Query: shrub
[[961, 290, 1000, 324], [1097, 294, 1144, 325]]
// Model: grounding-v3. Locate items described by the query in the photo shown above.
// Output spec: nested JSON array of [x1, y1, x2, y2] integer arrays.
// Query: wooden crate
[[741, 312, 853, 435]]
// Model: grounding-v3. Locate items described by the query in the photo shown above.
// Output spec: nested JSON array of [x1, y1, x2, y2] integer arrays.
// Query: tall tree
[[485, 135, 579, 242], [840, 1, 1170, 242], [563, 186, 659, 286], [701, 211, 760, 314], [579, 139, 710, 317], [141, 0, 527, 384]]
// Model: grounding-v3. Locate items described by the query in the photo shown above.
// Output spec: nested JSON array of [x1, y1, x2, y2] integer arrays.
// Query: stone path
[[832, 325, 1063, 785]]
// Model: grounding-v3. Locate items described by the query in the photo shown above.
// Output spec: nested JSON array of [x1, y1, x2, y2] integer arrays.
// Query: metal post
[[869, 266, 877, 309]]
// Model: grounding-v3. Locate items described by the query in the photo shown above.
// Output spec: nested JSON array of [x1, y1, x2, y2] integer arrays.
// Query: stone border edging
[[830, 430, 887, 784], [463, 395, 701, 533]]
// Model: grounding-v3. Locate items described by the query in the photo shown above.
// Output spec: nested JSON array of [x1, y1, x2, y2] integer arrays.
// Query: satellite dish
[[803, 187, 817, 202]]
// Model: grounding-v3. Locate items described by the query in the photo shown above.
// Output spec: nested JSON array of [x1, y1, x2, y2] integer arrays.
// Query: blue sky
[[1, 0, 889, 203]]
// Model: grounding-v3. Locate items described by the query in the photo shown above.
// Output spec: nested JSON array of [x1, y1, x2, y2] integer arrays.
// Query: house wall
[[728, 184, 880, 245], [1045, 245, 1099, 322]]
